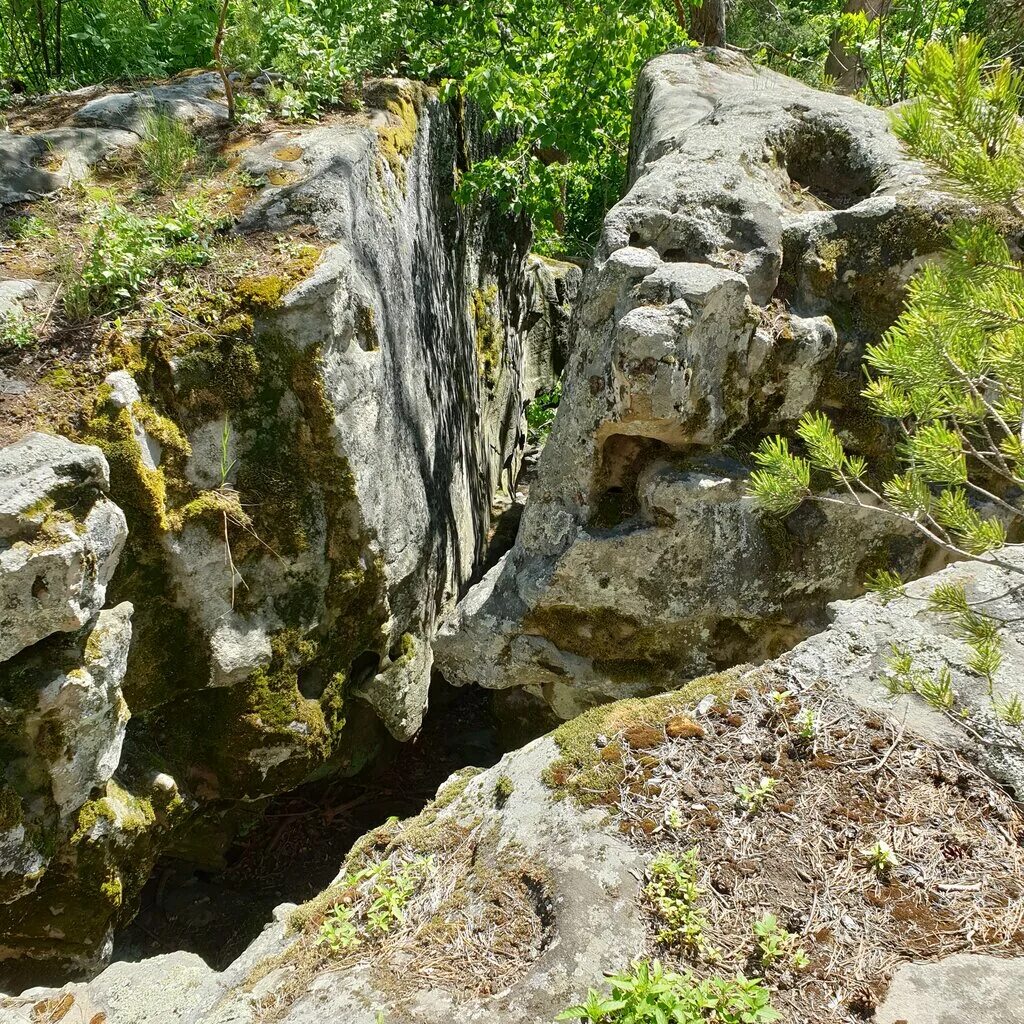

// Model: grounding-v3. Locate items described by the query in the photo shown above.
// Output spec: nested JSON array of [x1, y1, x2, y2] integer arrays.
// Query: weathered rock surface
[[0, 436, 144, 970], [9, 559, 1023, 1022], [0, 433, 127, 663], [0, 74, 229, 204], [0, 77, 568, 971], [435, 48, 958, 716], [875, 954, 1024, 1024]]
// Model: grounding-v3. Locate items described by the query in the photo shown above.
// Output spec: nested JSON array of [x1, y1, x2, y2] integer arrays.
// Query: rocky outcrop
[[0, 437, 140, 968], [435, 48, 960, 717], [0, 75, 570, 971], [9, 555, 1023, 1023], [0, 74, 228, 205], [0, 434, 126, 662]]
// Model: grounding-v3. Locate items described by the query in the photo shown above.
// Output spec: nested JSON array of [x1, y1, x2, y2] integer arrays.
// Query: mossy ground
[[541, 669, 744, 806]]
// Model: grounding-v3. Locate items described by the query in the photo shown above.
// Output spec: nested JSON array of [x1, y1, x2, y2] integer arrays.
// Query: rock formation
[[2, 44, 1023, 1024], [6, 551, 1023, 1023], [435, 49, 961, 718], [0, 74, 573, 970]]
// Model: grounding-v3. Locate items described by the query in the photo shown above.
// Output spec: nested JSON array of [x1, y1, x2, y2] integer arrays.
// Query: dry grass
[[249, 816, 552, 1023], [608, 670, 1024, 1021]]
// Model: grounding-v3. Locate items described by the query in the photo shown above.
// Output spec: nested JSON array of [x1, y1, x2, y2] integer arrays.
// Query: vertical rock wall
[[0, 78, 569, 971], [435, 49, 962, 717]]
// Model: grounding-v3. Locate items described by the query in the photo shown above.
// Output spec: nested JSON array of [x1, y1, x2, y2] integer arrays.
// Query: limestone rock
[[0, 433, 127, 663], [37, 571, 1024, 1022], [0, 75, 571, 972], [0, 74, 230, 205], [20, 602, 132, 815], [777, 547, 1024, 794], [67, 739, 648, 1024], [522, 255, 582, 398], [436, 48, 956, 715], [0, 951, 216, 1024], [874, 954, 1024, 1024]]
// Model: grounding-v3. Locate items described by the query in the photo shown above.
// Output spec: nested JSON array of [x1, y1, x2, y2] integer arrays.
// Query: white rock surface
[[0, 433, 127, 663], [436, 48, 957, 714]]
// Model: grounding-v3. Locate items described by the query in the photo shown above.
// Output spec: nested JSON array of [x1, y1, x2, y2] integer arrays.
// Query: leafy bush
[[0, 310, 37, 353], [526, 381, 561, 446], [63, 199, 216, 320], [645, 850, 711, 953], [556, 959, 779, 1024]]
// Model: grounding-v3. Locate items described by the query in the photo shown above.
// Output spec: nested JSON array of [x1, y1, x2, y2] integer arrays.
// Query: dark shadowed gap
[[111, 678, 512, 970]]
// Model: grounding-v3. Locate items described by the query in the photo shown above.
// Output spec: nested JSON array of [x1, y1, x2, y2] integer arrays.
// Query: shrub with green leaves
[[63, 199, 216, 319], [526, 381, 562, 446], [645, 849, 712, 953], [556, 959, 779, 1024], [316, 853, 434, 953], [0, 310, 37, 353]]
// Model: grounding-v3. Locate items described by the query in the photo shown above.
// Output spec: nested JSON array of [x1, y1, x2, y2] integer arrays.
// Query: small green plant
[[234, 94, 271, 126], [752, 913, 808, 970], [862, 840, 899, 878], [494, 773, 515, 807], [139, 110, 199, 190], [316, 852, 434, 955], [663, 803, 684, 830], [63, 200, 215, 319], [2, 213, 52, 241], [556, 959, 779, 1023], [0, 310, 37, 353], [794, 708, 815, 741], [526, 380, 561, 446], [316, 904, 360, 951], [734, 778, 776, 814], [645, 850, 711, 954]]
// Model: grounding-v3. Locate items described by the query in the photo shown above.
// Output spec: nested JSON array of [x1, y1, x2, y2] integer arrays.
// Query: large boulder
[[0, 433, 127, 663], [0, 76, 569, 971], [435, 48, 959, 717], [0, 437, 145, 971]]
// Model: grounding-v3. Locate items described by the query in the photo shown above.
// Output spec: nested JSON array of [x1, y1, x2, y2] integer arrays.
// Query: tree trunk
[[689, 0, 726, 46], [825, 0, 891, 93], [213, 0, 235, 122]]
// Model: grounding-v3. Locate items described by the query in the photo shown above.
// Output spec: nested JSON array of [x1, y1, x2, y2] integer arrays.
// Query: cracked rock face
[[0, 437, 140, 969], [0, 76, 575, 972], [0, 433, 127, 663], [435, 49, 957, 717]]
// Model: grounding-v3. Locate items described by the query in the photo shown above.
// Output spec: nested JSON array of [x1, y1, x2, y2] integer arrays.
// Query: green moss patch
[[542, 669, 744, 806]]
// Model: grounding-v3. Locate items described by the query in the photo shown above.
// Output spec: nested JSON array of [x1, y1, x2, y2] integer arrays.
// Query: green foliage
[[728, 0, 844, 87], [63, 199, 217, 320], [316, 853, 434, 953], [734, 777, 776, 814], [555, 959, 779, 1024], [751, 913, 808, 969], [837, 0, 971, 104], [861, 839, 899, 877], [316, 904, 360, 950], [139, 111, 199, 191], [0, 310, 37, 353], [526, 381, 562, 446], [0, 0, 219, 92], [645, 849, 713, 954], [892, 36, 1024, 210]]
